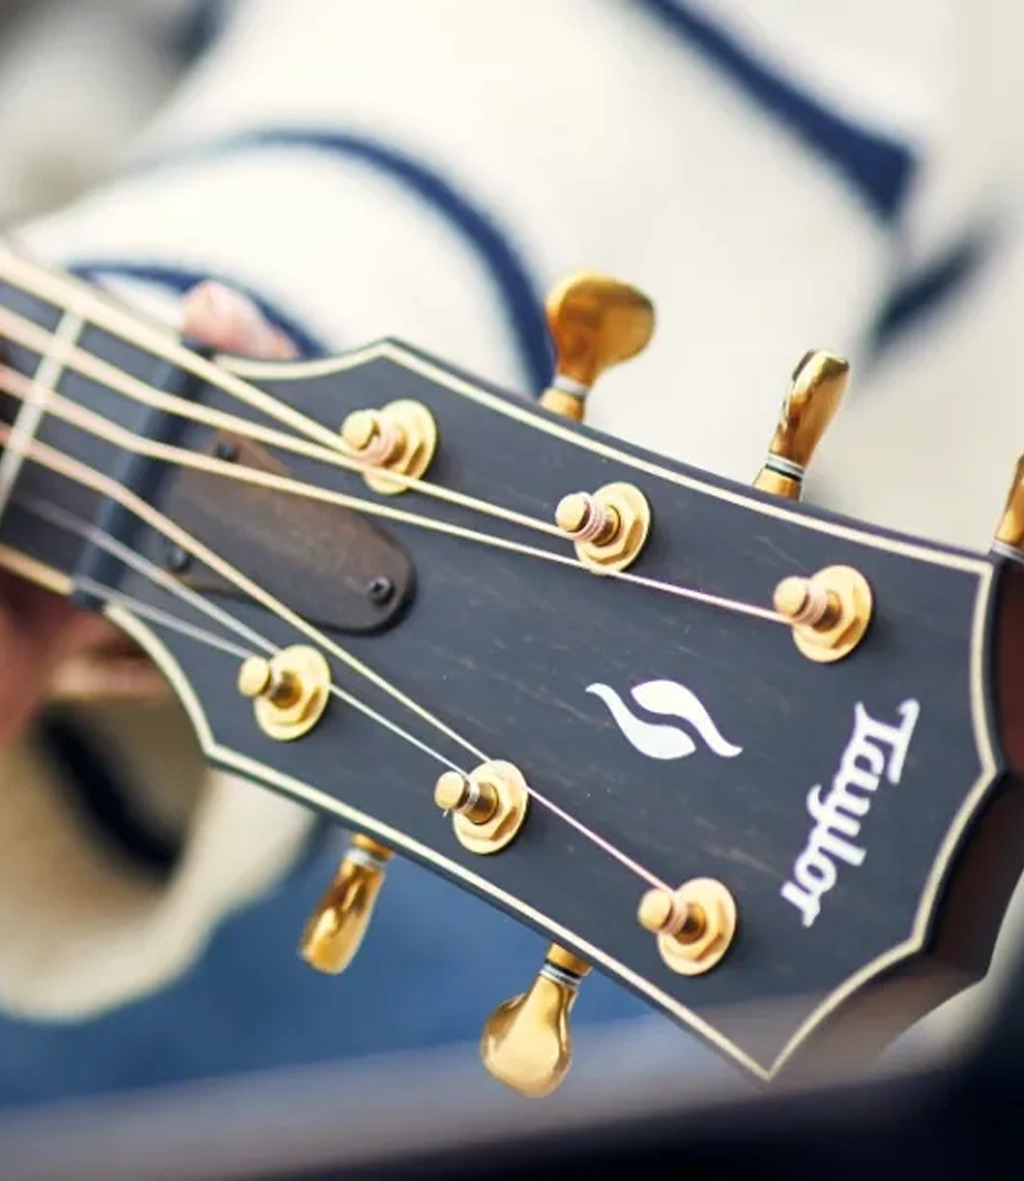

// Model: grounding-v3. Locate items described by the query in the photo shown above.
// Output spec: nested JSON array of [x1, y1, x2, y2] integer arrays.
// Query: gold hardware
[[434, 770, 499, 824], [638, 878, 737, 977], [480, 943, 591, 1098], [773, 565, 872, 663], [754, 350, 850, 500], [555, 492, 620, 545], [299, 834, 393, 974], [993, 453, 1024, 562], [538, 272, 655, 420], [555, 482, 651, 573], [237, 644, 331, 740], [433, 760, 529, 854], [340, 398, 437, 495]]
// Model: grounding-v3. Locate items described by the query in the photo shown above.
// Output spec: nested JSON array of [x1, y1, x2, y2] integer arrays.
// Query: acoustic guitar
[[1, 241, 1021, 1096]]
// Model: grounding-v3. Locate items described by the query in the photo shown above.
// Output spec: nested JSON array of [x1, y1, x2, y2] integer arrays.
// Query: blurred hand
[[0, 282, 297, 743]]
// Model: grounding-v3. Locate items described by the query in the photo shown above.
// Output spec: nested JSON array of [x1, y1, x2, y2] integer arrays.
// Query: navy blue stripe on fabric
[[67, 260, 328, 359], [868, 229, 992, 357], [129, 128, 552, 393], [639, 0, 915, 222]]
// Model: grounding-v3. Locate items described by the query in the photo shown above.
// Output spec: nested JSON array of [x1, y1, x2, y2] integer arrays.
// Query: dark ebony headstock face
[[1, 248, 1018, 1084], [38, 335, 1007, 1083]]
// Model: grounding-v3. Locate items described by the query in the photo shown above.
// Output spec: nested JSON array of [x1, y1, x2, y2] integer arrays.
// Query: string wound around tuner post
[[638, 878, 736, 976], [773, 566, 872, 663], [340, 398, 437, 495], [237, 644, 332, 739], [433, 761, 529, 854]]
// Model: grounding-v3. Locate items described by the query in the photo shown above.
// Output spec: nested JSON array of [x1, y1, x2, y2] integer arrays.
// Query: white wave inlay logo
[[586, 680, 743, 761]]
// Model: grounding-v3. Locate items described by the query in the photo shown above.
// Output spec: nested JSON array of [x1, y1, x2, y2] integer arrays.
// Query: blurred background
[[0, 0, 209, 225]]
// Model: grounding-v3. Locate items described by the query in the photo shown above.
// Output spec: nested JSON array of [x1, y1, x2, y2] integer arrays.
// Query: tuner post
[[638, 878, 736, 976], [754, 350, 849, 500], [340, 398, 437, 495], [554, 483, 651, 573], [237, 645, 331, 740], [433, 761, 529, 854], [538, 272, 655, 420], [773, 566, 872, 663], [481, 943, 591, 1098], [299, 834, 394, 974]]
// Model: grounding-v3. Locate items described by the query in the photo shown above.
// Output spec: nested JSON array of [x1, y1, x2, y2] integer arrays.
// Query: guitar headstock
[[5, 256, 1024, 1097]]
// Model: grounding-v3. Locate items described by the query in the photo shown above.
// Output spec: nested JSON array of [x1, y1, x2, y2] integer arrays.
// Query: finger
[[181, 281, 298, 360], [0, 581, 88, 744]]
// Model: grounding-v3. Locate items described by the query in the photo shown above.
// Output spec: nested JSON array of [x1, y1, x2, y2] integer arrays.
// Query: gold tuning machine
[[237, 645, 331, 741], [340, 399, 438, 495], [554, 482, 651, 573], [433, 761, 529, 855], [539, 272, 655, 421], [299, 834, 393, 974], [773, 565, 872, 663], [638, 878, 737, 976], [481, 944, 591, 1098], [754, 350, 850, 500], [993, 454, 1024, 563]]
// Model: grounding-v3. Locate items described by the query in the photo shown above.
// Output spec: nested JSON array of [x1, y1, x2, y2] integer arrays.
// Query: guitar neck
[[0, 243, 241, 598]]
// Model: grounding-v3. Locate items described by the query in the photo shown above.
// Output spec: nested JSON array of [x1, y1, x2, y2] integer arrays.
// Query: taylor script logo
[[587, 679, 743, 761], [781, 699, 920, 928]]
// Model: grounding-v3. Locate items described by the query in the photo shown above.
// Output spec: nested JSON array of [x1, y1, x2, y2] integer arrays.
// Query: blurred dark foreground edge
[[0, 963, 1021, 1181]]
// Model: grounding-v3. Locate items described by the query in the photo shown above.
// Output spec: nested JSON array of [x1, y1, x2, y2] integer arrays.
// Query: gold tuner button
[[992, 453, 1024, 563], [433, 761, 529, 855], [538, 272, 655, 422], [339, 399, 438, 496], [299, 834, 394, 974], [638, 878, 737, 977], [754, 350, 850, 501], [773, 566, 872, 664], [481, 943, 591, 1098], [238, 656, 300, 707], [554, 483, 651, 574], [236, 645, 331, 740]]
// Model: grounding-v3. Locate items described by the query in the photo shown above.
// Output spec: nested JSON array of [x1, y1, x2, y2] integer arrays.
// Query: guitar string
[[77, 576, 258, 662], [0, 303, 565, 539], [20, 494, 467, 774], [0, 253, 795, 627], [0, 363, 785, 627], [0, 251, 731, 892], [0, 248, 378, 458], [10, 475, 674, 894], [0, 420, 487, 761]]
